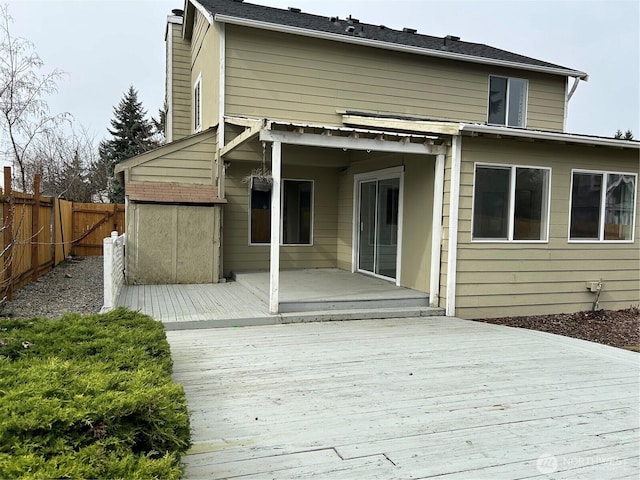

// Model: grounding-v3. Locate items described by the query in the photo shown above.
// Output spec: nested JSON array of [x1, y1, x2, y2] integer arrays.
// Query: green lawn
[[0, 308, 191, 479]]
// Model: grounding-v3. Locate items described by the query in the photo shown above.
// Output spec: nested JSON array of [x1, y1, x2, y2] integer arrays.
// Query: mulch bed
[[475, 307, 640, 351]]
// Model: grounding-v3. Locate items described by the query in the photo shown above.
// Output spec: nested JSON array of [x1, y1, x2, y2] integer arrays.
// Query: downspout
[[563, 75, 587, 131], [217, 22, 226, 280], [446, 136, 462, 317], [218, 22, 226, 147]]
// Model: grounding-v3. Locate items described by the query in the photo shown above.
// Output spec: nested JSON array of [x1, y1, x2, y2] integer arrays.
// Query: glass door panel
[[376, 178, 399, 278], [358, 177, 400, 280], [358, 181, 376, 273]]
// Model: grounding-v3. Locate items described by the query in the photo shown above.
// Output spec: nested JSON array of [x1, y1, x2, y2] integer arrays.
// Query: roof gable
[[193, 0, 586, 78]]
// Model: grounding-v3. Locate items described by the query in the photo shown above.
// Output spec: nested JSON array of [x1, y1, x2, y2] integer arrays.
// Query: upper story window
[[194, 74, 202, 132], [569, 170, 637, 242], [472, 163, 551, 242], [488, 76, 528, 128]]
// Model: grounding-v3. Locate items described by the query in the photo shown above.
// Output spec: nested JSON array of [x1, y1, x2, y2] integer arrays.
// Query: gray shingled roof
[[196, 0, 583, 75]]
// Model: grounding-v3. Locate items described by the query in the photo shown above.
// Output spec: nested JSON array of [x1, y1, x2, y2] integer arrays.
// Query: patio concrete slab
[[167, 317, 639, 479], [233, 269, 429, 302]]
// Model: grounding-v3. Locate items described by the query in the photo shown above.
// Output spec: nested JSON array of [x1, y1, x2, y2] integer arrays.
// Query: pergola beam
[[220, 123, 261, 157], [260, 129, 446, 155]]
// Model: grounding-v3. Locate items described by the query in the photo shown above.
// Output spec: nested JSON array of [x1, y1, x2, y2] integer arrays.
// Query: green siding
[[225, 26, 567, 131], [454, 137, 639, 318]]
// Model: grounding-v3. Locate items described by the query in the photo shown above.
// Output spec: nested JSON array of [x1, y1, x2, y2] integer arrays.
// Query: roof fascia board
[[190, 0, 214, 24], [460, 124, 640, 149], [115, 128, 217, 173], [214, 14, 588, 79]]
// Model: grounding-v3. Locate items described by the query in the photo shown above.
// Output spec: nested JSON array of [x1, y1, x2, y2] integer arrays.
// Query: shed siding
[[455, 137, 639, 318], [169, 23, 191, 140], [225, 26, 566, 131], [126, 203, 221, 285]]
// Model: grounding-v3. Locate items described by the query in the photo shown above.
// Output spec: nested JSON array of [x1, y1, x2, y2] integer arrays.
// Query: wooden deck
[[117, 269, 440, 328], [167, 317, 639, 479]]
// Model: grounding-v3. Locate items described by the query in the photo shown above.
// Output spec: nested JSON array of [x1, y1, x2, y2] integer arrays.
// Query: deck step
[[279, 306, 445, 324], [162, 306, 445, 330], [279, 297, 430, 313]]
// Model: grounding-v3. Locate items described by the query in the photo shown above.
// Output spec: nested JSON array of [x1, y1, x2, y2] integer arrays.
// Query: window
[[569, 170, 637, 242], [473, 164, 551, 241], [250, 179, 313, 245], [488, 76, 528, 127], [283, 180, 313, 244], [193, 74, 202, 132]]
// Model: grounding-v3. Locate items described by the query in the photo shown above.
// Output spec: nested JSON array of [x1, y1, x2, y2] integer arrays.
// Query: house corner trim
[[446, 136, 462, 316]]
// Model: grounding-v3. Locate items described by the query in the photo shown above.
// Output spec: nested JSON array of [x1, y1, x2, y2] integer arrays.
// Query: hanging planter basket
[[243, 166, 273, 192], [242, 143, 273, 192], [251, 175, 272, 192]]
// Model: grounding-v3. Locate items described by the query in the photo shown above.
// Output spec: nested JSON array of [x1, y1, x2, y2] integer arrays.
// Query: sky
[[5, 0, 640, 143]]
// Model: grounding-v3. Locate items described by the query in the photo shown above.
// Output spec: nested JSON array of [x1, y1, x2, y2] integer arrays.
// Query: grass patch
[[0, 308, 191, 479]]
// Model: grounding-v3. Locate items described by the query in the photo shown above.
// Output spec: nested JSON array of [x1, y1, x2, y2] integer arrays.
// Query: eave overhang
[[213, 14, 588, 80], [459, 124, 640, 149]]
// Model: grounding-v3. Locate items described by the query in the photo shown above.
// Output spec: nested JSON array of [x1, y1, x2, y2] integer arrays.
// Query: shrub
[[0, 308, 191, 479]]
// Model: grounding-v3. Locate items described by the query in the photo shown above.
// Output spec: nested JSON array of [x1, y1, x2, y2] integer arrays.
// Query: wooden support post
[[3, 167, 13, 301], [269, 141, 281, 315], [31, 174, 41, 282]]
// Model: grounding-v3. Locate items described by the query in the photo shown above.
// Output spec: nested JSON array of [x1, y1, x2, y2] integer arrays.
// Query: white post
[[102, 231, 118, 312], [430, 154, 445, 307], [269, 141, 282, 314]]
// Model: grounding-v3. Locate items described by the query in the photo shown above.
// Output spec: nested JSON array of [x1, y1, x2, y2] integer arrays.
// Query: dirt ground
[[475, 307, 640, 352]]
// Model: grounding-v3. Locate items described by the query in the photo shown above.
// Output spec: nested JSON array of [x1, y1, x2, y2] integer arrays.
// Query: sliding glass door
[[357, 175, 401, 280]]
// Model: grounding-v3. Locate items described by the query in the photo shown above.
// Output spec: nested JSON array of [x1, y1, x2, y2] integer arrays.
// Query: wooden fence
[[1, 168, 125, 301]]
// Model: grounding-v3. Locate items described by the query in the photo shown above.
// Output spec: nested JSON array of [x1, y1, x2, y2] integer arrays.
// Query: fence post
[[31, 174, 41, 282], [3, 167, 13, 301], [102, 231, 118, 312], [103, 232, 114, 311]]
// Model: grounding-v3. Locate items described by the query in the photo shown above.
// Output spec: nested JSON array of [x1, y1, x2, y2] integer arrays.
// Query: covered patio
[[117, 269, 443, 329], [220, 117, 449, 315]]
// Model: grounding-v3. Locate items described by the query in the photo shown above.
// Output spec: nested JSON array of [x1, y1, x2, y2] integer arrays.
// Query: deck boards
[[116, 270, 441, 328], [166, 317, 639, 479]]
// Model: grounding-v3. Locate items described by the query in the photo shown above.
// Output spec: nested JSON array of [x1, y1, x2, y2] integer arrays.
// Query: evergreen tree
[[98, 86, 155, 203], [614, 129, 634, 140]]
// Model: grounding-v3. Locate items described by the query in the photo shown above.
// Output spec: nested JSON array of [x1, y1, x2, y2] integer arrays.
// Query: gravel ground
[[0, 256, 104, 319]]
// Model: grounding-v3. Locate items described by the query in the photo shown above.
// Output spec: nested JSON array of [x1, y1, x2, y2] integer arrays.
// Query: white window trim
[[568, 168, 637, 244], [247, 177, 315, 247], [194, 73, 202, 133], [487, 75, 529, 128], [471, 162, 552, 243]]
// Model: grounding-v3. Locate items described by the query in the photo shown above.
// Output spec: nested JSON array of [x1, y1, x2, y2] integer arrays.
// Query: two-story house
[[115, 0, 639, 319]]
